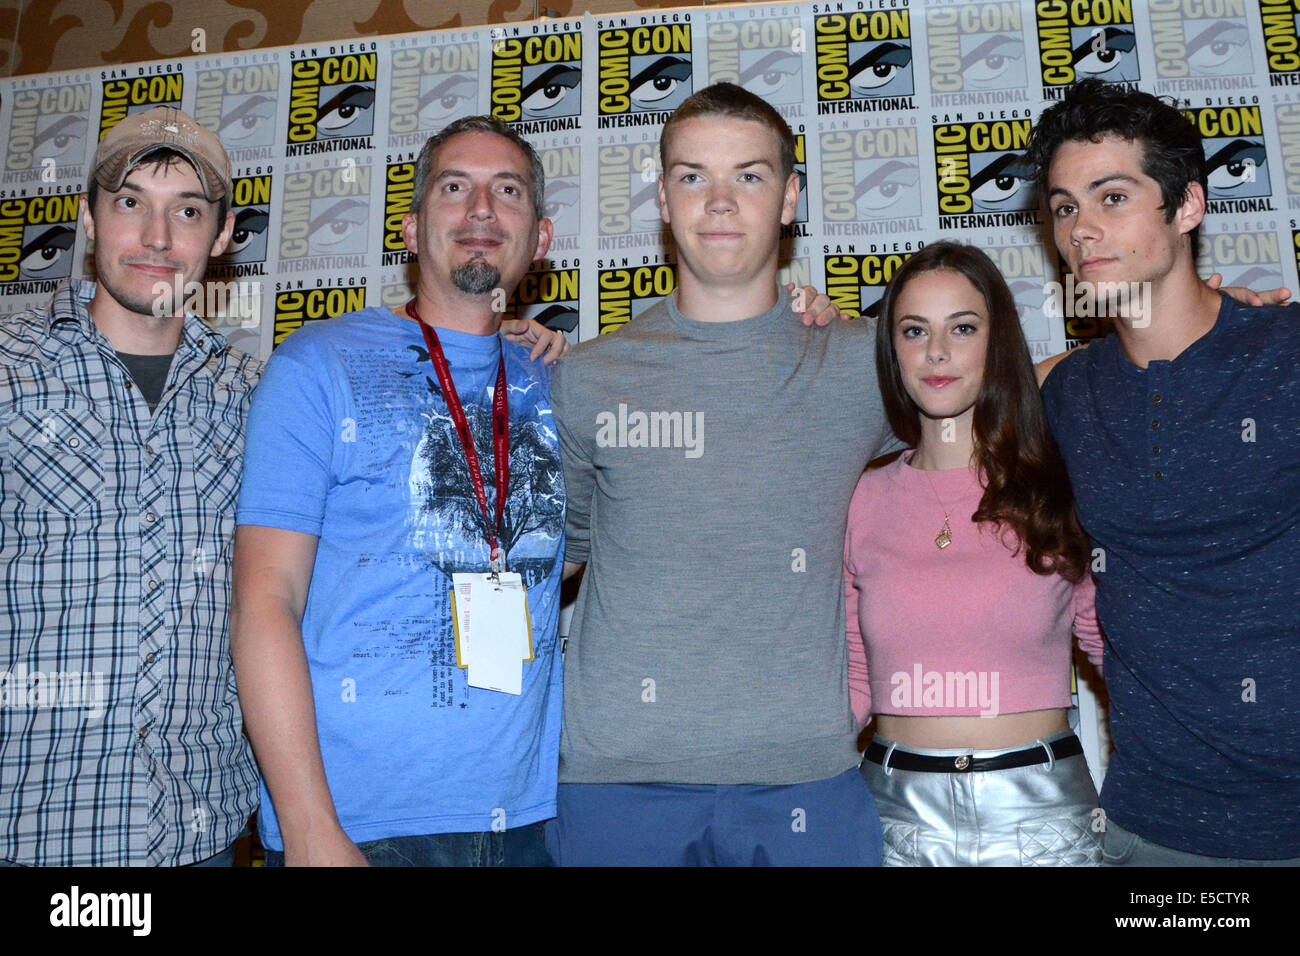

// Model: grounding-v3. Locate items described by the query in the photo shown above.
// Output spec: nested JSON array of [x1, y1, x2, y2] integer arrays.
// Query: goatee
[[451, 258, 501, 295]]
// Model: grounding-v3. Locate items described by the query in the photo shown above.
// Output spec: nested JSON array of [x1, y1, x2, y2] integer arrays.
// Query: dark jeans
[[264, 821, 553, 867]]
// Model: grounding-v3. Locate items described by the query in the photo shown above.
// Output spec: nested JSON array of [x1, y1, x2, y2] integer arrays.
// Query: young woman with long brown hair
[[844, 241, 1105, 865]]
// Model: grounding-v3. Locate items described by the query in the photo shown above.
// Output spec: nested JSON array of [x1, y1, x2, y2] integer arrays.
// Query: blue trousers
[[264, 822, 552, 867], [547, 767, 882, 866]]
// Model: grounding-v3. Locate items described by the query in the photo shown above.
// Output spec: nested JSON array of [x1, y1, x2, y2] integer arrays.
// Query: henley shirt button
[[1151, 420, 1160, 430], [954, 755, 970, 770], [1152, 393, 1162, 405], [1154, 470, 1165, 480], [1152, 445, 1161, 456]]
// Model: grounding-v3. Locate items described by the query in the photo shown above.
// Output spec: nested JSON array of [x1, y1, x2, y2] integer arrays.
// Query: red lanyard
[[407, 300, 510, 569]]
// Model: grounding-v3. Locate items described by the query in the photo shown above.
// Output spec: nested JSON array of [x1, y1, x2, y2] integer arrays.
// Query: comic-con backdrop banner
[[1, 0, 1294, 781], [5, 0, 1299, 360]]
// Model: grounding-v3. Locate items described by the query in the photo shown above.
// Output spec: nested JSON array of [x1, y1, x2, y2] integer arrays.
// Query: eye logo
[[0, 195, 80, 287], [319, 85, 375, 138], [1035, 0, 1141, 94], [742, 50, 802, 104], [815, 11, 915, 104], [278, 166, 374, 263], [596, 142, 663, 240], [820, 127, 922, 226], [194, 66, 280, 155], [390, 43, 479, 136], [5, 85, 91, 180], [1072, 26, 1138, 79], [544, 179, 580, 237], [1183, 106, 1273, 209], [969, 152, 1035, 212], [707, 17, 805, 107], [215, 175, 272, 268], [1205, 139, 1267, 197], [287, 54, 378, 149], [539, 145, 582, 244], [597, 23, 694, 125], [523, 65, 582, 117], [491, 31, 583, 131], [933, 120, 1037, 227], [632, 56, 692, 109], [1152, 3, 1254, 80]]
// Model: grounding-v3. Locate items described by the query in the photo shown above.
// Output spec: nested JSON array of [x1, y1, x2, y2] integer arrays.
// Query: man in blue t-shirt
[[1030, 79, 1300, 865], [230, 116, 569, 866]]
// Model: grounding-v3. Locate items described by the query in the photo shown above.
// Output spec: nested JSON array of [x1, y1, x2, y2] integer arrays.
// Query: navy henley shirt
[[1041, 292, 1300, 859]]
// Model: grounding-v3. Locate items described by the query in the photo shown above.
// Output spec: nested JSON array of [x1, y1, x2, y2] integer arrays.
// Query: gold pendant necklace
[[913, 451, 954, 550]]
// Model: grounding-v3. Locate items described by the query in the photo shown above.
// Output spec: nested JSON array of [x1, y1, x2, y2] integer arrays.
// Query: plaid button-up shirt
[[1, 280, 261, 865]]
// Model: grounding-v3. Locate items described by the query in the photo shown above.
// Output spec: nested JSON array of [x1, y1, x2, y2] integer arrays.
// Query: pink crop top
[[843, 455, 1104, 723]]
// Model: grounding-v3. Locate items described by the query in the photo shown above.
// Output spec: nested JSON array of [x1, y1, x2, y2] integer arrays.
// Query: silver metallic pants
[[861, 730, 1102, 866]]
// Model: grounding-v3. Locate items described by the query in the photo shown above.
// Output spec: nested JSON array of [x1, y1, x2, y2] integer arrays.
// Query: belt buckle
[[954, 754, 971, 771]]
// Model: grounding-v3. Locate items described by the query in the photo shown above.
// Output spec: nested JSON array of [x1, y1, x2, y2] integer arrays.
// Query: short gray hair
[[410, 115, 546, 220]]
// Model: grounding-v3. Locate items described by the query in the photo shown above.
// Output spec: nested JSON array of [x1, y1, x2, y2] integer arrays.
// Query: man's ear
[[401, 210, 419, 256], [1175, 180, 1206, 238], [658, 174, 670, 225], [532, 215, 554, 262], [780, 170, 800, 226], [209, 207, 236, 258], [80, 194, 96, 243]]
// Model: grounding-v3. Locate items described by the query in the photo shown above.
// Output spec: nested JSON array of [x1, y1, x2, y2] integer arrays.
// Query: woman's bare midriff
[[873, 708, 1071, 751]]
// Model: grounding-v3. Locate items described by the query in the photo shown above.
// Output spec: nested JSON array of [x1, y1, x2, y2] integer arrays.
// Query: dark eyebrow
[[434, 169, 528, 185], [899, 310, 982, 324], [1048, 173, 1141, 201]]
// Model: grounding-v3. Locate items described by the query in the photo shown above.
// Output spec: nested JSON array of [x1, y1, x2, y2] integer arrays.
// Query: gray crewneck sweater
[[551, 292, 899, 784]]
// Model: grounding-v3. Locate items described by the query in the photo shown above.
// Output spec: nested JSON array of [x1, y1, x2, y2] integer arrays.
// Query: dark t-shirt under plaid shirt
[[1040, 293, 1300, 860], [0, 280, 261, 865]]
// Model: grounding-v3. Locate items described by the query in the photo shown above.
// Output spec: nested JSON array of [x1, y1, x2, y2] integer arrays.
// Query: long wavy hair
[[874, 241, 1090, 581]]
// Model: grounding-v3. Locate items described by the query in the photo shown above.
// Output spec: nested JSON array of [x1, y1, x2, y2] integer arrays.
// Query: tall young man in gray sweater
[[548, 84, 899, 865]]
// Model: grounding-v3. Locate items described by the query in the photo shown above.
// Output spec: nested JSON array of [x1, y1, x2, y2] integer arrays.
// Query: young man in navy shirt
[[1030, 79, 1300, 865]]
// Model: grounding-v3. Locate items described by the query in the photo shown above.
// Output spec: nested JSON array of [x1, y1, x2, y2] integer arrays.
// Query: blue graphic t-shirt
[[237, 307, 564, 847]]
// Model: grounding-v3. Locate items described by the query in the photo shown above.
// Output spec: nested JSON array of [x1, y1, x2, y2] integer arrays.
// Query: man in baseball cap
[[0, 106, 258, 866]]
